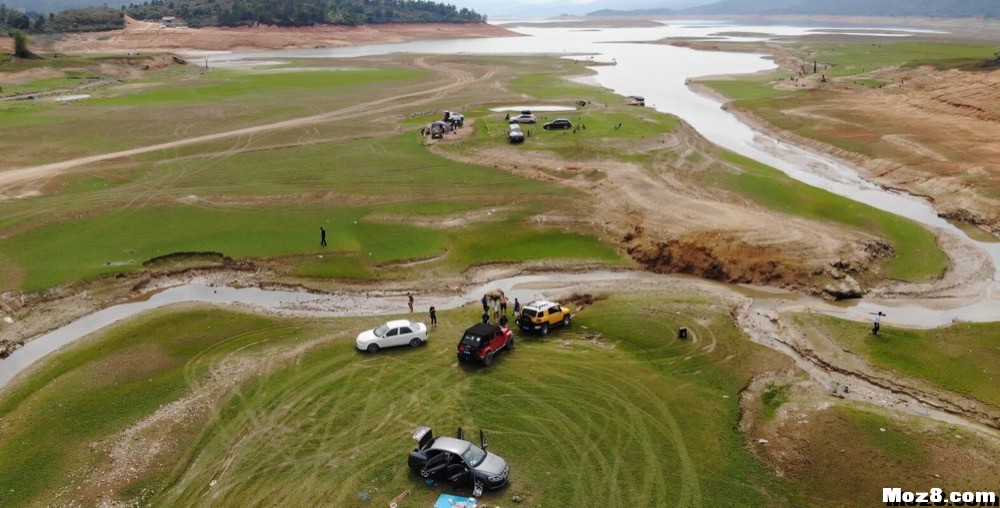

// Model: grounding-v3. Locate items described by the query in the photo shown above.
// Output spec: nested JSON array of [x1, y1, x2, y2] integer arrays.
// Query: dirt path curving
[[0, 57, 487, 190]]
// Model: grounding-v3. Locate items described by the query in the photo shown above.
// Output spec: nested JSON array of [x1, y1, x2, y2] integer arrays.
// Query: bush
[[13, 30, 29, 58]]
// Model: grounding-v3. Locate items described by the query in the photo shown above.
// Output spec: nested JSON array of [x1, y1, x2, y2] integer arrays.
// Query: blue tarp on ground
[[433, 494, 477, 508]]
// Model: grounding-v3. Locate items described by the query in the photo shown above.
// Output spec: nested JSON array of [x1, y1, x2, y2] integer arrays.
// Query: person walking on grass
[[429, 306, 437, 327], [320, 227, 327, 247], [481, 294, 489, 314], [500, 295, 508, 316], [871, 311, 886, 335], [513, 298, 521, 319], [492, 298, 500, 321], [407, 292, 414, 313]]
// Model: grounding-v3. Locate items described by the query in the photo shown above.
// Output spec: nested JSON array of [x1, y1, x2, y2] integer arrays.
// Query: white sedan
[[356, 320, 428, 353]]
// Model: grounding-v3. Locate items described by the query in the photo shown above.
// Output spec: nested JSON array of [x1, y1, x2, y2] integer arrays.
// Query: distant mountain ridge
[[590, 8, 675, 17], [590, 0, 1000, 17]]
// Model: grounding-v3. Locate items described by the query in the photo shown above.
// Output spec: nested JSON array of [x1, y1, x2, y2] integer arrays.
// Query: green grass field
[[793, 315, 1000, 407], [0, 292, 804, 507], [714, 152, 948, 282], [85, 68, 425, 106], [0, 59, 623, 292]]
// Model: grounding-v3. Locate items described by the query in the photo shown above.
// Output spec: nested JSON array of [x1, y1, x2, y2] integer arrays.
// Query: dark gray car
[[407, 426, 510, 493]]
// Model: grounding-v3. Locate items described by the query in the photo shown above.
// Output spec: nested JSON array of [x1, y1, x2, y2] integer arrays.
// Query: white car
[[356, 320, 428, 353], [508, 113, 537, 124]]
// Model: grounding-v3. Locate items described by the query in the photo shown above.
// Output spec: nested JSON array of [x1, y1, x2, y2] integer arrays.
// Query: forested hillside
[[126, 0, 485, 27], [1, 5, 124, 33]]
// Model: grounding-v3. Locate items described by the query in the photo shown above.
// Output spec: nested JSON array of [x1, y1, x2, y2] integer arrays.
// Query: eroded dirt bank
[[1, 16, 514, 54]]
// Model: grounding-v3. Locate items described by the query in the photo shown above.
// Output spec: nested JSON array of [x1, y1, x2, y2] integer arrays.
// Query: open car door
[[479, 429, 488, 451], [456, 427, 465, 440], [413, 426, 433, 451]]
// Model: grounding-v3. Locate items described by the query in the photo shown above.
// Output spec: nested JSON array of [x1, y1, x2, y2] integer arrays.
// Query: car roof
[[385, 319, 413, 328], [524, 300, 558, 310], [465, 323, 499, 336], [430, 436, 471, 454]]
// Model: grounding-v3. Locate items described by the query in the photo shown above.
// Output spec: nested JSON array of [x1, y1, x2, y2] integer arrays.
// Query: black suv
[[543, 118, 572, 130]]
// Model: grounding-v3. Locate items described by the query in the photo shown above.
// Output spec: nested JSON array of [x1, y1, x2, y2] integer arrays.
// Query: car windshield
[[462, 444, 487, 467], [522, 309, 538, 318], [374, 324, 390, 337], [461, 334, 483, 346]]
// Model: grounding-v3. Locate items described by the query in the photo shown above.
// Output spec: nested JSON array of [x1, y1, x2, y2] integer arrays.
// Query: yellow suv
[[516, 300, 572, 335]]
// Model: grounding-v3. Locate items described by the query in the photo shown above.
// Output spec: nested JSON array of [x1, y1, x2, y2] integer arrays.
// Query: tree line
[[2, 0, 484, 36], [126, 0, 485, 28], [1, 4, 125, 33]]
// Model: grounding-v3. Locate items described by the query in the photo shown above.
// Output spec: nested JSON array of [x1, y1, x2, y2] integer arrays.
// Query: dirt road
[[0, 57, 487, 188]]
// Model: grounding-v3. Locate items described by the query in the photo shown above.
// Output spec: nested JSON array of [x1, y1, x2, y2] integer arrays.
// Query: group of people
[[481, 293, 520, 328]]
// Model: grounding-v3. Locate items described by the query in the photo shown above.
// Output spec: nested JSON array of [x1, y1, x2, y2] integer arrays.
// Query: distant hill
[[126, 0, 485, 28], [590, 0, 1000, 18], [685, 0, 1000, 17], [589, 8, 675, 17]]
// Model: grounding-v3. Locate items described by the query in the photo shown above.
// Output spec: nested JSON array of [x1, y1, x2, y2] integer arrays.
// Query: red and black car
[[456, 323, 513, 366]]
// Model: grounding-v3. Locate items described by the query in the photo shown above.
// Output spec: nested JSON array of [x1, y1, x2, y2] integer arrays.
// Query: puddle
[[824, 297, 1000, 329], [51, 94, 91, 102]]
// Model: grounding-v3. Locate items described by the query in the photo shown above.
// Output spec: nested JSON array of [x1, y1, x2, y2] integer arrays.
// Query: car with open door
[[356, 319, 428, 353], [408, 426, 510, 494]]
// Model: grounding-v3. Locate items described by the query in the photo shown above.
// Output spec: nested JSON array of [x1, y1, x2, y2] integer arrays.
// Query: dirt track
[[0, 57, 489, 188]]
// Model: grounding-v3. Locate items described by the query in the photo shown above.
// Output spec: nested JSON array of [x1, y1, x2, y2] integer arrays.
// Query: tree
[[33, 14, 46, 32], [13, 30, 29, 58]]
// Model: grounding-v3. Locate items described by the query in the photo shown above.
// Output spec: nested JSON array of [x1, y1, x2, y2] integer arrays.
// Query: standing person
[[871, 311, 886, 335], [429, 306, 437, 327], [500, 295, 508, 316], [320, 227, 327, 247], [492, 298, 500, 321], [482, 309, 490, 324], [513, 298, 521, 319], [407, 293, 414, 313], [499, 314, 508, 328], [481, 294, 489, 314]]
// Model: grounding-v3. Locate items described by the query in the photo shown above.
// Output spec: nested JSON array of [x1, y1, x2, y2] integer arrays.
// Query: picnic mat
[[433, 494, 477, 508]]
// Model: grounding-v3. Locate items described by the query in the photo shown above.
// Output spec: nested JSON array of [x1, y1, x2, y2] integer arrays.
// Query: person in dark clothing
[[513, 298, 521, 318], [407, 292, 414, 313], [481, 294, 489, 313], [871, 311, 886, 335], [499, 314, 508, 328], [482, 310, 490, 324], [320, 227, 327, 247], [429, 306, 437, 327]]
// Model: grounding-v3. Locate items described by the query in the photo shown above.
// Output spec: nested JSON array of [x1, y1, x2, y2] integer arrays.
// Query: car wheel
[[483, 351, 494, 366], [541, 323, 550, 336], [367, 343, 380, 353], [409, 337, 421, 347], [506, 337, 515, 350], [563, 315, 571, 327]]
